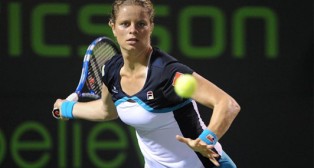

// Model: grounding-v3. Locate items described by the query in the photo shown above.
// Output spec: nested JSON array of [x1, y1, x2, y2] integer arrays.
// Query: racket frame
[[52, 37, 120, 119]]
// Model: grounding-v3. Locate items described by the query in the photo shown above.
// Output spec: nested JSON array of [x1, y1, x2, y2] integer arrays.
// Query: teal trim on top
[[114, 96, 192, 113]]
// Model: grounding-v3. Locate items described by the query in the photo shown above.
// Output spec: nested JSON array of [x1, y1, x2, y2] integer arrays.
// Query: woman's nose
[[129, 23, 138, 34]]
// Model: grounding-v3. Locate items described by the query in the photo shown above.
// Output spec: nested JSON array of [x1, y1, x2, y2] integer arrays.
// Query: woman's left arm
[[191, 72, 241, 139], [175, 72, 240, 166]]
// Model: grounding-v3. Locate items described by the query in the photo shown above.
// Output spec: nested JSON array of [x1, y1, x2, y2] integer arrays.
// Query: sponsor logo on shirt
[[172, 72, 183, 86], [111, 86, 118, 93], [147, 91, 154, 100]]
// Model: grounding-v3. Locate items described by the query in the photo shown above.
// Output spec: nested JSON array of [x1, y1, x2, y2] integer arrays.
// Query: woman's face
[[111, 5, 153, 52]]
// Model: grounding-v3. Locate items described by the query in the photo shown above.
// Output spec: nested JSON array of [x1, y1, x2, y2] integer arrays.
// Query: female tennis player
[[53, 0, 240, 167]]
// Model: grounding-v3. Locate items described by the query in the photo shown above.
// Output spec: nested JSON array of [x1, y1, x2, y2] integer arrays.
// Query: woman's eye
[[121, 22, 129, 27], [138, 22, 146, 27]]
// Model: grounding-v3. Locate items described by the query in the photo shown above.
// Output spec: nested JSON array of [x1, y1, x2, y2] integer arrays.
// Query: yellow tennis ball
[[174, 74, 197, 98]]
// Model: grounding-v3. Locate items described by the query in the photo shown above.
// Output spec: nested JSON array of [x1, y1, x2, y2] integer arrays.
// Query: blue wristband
[[61, 101, 77, 119], [198, 129, 218, 145]]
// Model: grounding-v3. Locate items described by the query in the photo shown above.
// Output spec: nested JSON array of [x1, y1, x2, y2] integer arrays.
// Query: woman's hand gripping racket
[[52, 37, 120, 119]]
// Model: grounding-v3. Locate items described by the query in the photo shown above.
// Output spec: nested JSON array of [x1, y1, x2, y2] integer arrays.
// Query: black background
[[0, 0, 313, 167]]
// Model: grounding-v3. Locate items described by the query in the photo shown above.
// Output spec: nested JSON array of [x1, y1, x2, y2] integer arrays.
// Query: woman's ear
[[109, 20, 116, 37]]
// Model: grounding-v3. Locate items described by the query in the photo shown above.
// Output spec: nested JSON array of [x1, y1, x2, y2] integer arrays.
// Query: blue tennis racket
[[52, 36, 120, 119]]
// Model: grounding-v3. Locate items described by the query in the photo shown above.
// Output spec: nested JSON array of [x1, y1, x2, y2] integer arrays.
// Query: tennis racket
[[52, 36, 120, 119]]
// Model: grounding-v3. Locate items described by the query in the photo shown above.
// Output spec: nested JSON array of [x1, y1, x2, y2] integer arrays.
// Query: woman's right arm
[[54, 84, 118, 121]]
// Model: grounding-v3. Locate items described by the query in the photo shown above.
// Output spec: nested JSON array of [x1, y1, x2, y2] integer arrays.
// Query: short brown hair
[[109, 0, 155, 24]]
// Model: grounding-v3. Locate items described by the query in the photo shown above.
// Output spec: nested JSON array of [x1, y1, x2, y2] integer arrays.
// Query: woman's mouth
[[126, 38, 139, 44]]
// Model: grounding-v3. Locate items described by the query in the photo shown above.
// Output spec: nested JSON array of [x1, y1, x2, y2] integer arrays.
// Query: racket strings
[[87, 42, 118, 95], [87, 58, 101, 95], [92, 43, 116, 85]]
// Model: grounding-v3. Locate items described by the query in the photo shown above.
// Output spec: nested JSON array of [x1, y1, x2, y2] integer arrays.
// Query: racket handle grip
[[52, 93, 79, 119], [66, 93, 79, 101], [52, 108, 63, 120]]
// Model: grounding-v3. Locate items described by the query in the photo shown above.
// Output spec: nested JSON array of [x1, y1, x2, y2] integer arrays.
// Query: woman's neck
[[121, 46, 152, 72]]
